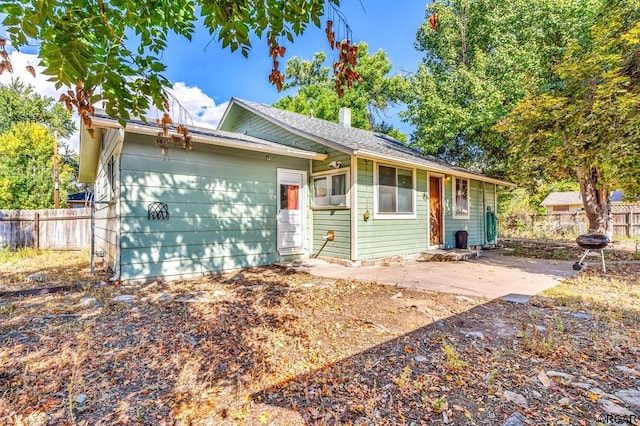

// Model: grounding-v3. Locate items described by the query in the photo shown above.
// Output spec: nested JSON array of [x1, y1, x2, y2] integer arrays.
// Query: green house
[[78, 98, 512, 282]]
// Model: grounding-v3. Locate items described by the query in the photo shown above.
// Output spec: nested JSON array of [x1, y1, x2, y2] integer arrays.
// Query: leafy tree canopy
[[0, 80, 75, 138], [0, 0, 340, 124], [274, 43, 409, 141], [0, 123, 76, 209], [496, 0, 640, 232], [402, 0, 602, 176]]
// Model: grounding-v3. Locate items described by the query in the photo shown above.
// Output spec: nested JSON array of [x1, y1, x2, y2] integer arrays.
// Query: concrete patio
[[290, 249, 578, 302]]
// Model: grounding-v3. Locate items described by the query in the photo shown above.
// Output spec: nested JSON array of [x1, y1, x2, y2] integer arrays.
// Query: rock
[[537, 371, 551, 388], [455, 295, 475, 303], [113, 295, 135, 303], [615, 365, 640, 377], [546, 371, 574, 382], [75, 393, 87, 404], [225, 273, 245, 284], [558, 397, 572, 406], [27, 273, 47, 283], [501, 294, 531, 304], [502, 412, 526, 426], [599, 399, 635, 416], [217, 362, 228, 372], [156, 293, 173, 301], [535, 325, 547, 332], [614, 389, 640, 408], [414, 355, 427, 363], [571, 312, 593, 320], [79, 297, 98, 306], [212, 289, 227, 297], [571, 382, 592, 390], [461, 331, 485, 339], [390, 292, 403, 300], [582, 378, 601, 387], [531, 390, 542, 399], [435, 320, 446, 327], [503, 390, 528, 408]]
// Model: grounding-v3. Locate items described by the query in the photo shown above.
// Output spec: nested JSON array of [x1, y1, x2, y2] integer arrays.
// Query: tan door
[[429, 176, 443, 245]]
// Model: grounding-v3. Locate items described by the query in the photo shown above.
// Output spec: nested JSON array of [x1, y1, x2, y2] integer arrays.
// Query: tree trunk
[[577, 166, 612, 236]]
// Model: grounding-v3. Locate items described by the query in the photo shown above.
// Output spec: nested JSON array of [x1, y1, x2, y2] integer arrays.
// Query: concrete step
[[418, 249, 480, 262]]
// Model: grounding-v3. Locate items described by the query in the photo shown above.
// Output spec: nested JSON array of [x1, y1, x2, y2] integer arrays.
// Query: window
[[280, 184, 299, 210], [376, 164, 415, 217], [453, 177, 469, 218], [311, 170, 349, 208], [99, 156, 115, 202]]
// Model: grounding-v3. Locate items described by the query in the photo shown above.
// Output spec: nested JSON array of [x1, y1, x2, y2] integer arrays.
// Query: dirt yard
[[1, 246, 639, 425]]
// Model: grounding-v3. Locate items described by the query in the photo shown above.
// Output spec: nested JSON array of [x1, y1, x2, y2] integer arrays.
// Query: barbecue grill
[[572, 234, 610, 272]]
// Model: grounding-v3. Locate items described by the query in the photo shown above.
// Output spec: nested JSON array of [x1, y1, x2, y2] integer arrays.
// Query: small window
[[311, 170, 349, 208], [280, 184, 300, 210], [376, 164, 415, 216], [453, 177, 469, 218], [107, 156, 115, 195]]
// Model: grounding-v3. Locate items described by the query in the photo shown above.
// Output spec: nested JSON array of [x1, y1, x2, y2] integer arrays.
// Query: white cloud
[[166, 82, 228, 129], [0, 53, 228, 151]]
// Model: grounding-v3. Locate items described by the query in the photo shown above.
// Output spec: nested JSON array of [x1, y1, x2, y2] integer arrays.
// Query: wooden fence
[[505, 207, 640, 237], [0, 208, 91, 250]]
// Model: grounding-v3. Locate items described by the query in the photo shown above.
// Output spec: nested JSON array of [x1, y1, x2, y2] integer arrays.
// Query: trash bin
[[455, 230, 468, 249]]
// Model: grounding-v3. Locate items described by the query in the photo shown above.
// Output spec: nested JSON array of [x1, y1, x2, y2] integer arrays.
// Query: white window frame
[[452, 176, 470, 219], [98, 155, 115, 203], [373, 162, 417, 220], [311, 168, 350, 209]]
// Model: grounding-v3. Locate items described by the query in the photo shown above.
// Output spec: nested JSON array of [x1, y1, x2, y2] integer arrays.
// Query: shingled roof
[[540, 192, 583, 206], [220, 98, 513, 187]]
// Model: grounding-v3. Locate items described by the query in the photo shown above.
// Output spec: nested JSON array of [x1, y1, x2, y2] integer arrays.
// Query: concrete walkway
[[293, 250, 577, 301]]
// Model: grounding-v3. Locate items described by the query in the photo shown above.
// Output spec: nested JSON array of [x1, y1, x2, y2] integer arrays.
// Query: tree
[[0, 80, 75, 138], [0, 0, 344, 124], [496, 3, 640, 234], [274, 43, 409, 140], [0, 123, 76, 209], [402, 0, 602, 175]]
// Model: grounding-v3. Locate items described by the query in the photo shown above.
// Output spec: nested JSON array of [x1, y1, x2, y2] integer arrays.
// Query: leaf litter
[[0, 249, 639, 425]]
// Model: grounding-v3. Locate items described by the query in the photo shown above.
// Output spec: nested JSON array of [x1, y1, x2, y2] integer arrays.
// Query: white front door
[[277, 169, 307, 255]]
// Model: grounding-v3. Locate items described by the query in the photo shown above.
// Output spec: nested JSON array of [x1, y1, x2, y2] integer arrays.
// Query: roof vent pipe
[[339, 107, 351, 127]]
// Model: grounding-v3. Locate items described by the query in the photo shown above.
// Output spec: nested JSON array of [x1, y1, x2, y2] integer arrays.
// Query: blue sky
[[1, 1, 429, 149], [160, 0, 428, 135]]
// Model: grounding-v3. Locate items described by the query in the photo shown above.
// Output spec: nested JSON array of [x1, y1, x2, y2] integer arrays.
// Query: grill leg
[[578, 250, 590, 265], [600, 249, 606, 273]]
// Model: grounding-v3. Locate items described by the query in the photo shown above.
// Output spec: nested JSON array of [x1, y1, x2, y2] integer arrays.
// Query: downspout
[[494, 185, 498, 241], [90, 192, 95, 276], [350, 155, 358, 262], [482, 182, 487, 246], [110, 129, 125, 282]]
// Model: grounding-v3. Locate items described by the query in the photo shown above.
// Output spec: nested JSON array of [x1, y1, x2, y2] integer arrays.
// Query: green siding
[[312, 209, 351, 259], [312, 149, 350, 172], [443, 179, 496, 248], [119, 133, 308, 281], [226, 107, 354, 262], [224, 109, 337, 154], [356, 159, 429, 260]]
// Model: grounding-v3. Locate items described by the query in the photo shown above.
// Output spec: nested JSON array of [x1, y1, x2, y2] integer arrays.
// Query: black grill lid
[[576, 234, 610, 249]]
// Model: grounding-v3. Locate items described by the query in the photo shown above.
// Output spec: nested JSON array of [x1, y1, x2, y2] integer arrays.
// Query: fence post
[[34, 212, 40, 250]]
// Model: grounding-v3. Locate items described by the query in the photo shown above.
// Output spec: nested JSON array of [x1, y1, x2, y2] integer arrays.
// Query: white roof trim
[[355, 150, 515, 187], [88, 116, 327, 161]]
